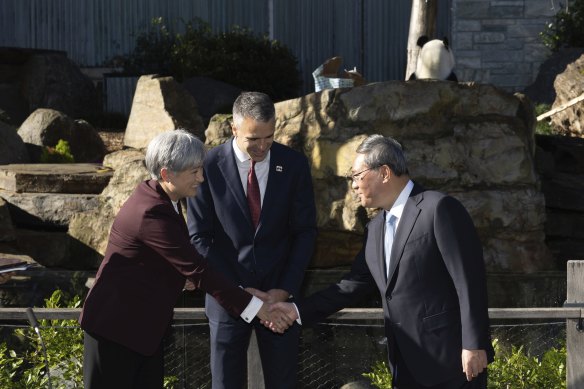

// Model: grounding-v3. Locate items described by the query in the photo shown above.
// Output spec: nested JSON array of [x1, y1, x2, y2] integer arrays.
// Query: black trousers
[[83, 331, 164, 389]]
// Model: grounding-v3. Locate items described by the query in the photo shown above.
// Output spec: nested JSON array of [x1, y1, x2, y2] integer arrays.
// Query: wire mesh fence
[[0, 318, 567, 389]]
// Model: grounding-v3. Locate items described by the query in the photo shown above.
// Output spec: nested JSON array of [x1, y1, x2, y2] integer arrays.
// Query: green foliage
[[40, 139, 75, 163], [362, 360, 393, 388], [362, 339, 566, 389], [124, 17, 301, 101], [535, 104, 556, 135], [0, 289, 180, 388], [541, 0, 584, 51], [488, 338, 566, 389], [0, 290, 84, 388]]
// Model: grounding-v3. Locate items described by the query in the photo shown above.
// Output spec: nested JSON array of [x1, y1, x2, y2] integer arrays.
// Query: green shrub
[[488, 338, 566, 389], [40, 139, 75, 163], [0, 290, 179, 388], [123, 17, 301, 101], [0, 290, 84, 388], [362, 338, 566, 389], [535, 103, 555, 135], [362, 360, 392, 388], [541, 0, 584, 51]]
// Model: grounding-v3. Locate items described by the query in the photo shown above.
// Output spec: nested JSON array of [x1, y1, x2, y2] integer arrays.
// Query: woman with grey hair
[[80, 129, 284, 389]]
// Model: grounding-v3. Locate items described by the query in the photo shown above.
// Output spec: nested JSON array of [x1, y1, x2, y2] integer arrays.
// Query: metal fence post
[[566, 261, 584, 388], [247, 330, 265, 389]]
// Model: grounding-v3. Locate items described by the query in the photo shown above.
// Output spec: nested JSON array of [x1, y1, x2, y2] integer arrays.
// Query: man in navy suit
[[269, 135, 494, 388], [187, 92, 317, 388]]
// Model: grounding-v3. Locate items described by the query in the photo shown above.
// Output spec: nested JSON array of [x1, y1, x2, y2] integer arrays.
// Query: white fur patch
[[415, 39, 455, 80]]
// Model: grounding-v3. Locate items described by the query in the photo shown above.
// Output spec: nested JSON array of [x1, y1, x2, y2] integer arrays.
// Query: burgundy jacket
[[80, 180, 252, 355]]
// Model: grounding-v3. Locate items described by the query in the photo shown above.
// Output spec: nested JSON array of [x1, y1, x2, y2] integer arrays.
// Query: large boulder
[[21, 52, 99, 119], [68, 149, 149, 265], [0, 198, 15, 242], [551, 53, 584, 137], [0, 121, 29, 164], [523, 48, 584, 105], [207, 81, 552, 272], [17, 108, 106, 163], [182, 76, 242, 126], [124, 75, 206, 149]]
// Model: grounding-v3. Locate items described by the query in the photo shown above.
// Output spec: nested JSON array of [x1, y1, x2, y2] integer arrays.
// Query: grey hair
[[356, 134, 408, 176], [232, 92, 275, 127], [145, 129, 206, 180]]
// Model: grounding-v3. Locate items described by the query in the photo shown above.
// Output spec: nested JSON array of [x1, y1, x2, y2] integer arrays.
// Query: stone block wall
[[451, 0, 558, 93], [206, 80, 554, 273]]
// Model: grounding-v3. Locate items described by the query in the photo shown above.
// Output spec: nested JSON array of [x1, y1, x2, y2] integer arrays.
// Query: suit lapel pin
[[276, 165, 283, 172]]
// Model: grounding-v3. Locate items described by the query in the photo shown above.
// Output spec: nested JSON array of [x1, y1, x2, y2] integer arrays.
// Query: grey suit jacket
[[298, 183, 494, 386]]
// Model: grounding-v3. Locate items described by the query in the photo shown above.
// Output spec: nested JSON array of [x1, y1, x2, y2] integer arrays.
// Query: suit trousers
[[208, 315, 300, 389], [392, 342, 487, 389], [83, 331, 164, 389]]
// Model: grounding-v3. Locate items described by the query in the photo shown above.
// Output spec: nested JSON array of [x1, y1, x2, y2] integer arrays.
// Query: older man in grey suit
[[268, 134, 494, 389]]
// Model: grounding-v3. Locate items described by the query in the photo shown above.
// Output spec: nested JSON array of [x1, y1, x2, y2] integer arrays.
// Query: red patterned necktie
[[247, 159, 261, 228]]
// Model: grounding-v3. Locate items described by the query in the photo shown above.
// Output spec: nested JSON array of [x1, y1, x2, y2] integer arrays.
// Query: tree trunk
[[405, 0, 438, 80]]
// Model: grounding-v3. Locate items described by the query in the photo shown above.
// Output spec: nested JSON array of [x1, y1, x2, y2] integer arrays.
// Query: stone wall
[[206, 80, 554, 272], [451, 0, 556, 93]]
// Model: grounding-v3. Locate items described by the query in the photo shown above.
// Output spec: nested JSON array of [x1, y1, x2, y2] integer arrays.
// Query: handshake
[[245, 287, 299, 334]]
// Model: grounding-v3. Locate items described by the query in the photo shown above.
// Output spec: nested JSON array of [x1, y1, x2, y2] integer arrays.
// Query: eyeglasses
[[347, 166, 378, 182]]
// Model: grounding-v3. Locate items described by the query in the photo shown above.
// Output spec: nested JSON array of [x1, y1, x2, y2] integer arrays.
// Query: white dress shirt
[[230, 138, 272, 322], [232, 139, 270, 206]]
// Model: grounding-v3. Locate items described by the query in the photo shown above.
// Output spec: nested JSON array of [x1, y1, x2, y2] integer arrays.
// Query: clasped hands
[[245, 288, 299, 334]]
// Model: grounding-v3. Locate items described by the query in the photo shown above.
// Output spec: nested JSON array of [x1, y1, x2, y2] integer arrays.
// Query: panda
[[408, 36, 458, 81]]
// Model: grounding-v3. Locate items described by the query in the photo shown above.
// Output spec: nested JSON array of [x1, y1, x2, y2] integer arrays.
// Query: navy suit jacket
[[298, 183, 494, 386], [187, 140, 317, 320], [80, 180, 251, 355]]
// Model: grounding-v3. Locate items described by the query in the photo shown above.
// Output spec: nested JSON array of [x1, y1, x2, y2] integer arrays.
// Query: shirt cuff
[[292, 303, 302, 325], [240, 295, 263, 323]]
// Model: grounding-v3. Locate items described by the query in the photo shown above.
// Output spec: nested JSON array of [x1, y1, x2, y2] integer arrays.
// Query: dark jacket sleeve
[[140, 202, 252, 316]]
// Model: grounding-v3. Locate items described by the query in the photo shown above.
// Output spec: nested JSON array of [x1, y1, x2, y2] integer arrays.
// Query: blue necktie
[[385, 214, 396, 279]]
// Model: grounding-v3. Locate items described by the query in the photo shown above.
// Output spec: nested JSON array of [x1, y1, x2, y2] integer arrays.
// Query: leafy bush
[[0, 290, 84, 388], [123, 17, 301, 101], [40, 139, 75, 163], [488, 338, 566, 389], [535, 104, 556, 135], [0, 290, 179, 388], [362, 360, 392, 388], [362, 338, 566, 389], [541, 0, 584, 51]]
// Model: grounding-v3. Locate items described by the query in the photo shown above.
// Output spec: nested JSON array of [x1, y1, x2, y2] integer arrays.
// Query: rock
[[523, 48, 584, 105], [541, 172, 584, 212], [205, 114, 233, 147], [536, 134, 584, 174], [0, 121, 29, 164], [0, 83, 29, 125], [13, 229, 71, 268], [17, 109, 106, 163], [81, 81, 553, 272], [271, 81, 550, 271], [68, 149, 149, 259], [535, 134, 584, 264], [0, 163, 112, 194], [182, 76, 242, 126], [550, 53, 584, 137], [0, 198, 15, 242], [100, 149, 150, 213], [0, 190, 101, 228], [124, 75, 206, 149], [21, 52, 99, 119]]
